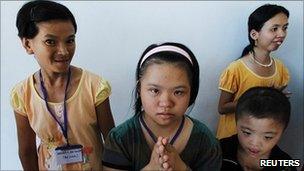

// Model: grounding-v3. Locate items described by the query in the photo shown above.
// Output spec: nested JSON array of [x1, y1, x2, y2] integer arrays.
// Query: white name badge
[[55, 144, 83, 165]]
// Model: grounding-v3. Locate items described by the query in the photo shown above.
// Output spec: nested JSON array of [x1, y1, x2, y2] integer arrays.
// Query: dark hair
[[241, 4, 289, 57], [134, 42, 200, 115], [236, 87, 291, 129], [16, 0, 77, 39]]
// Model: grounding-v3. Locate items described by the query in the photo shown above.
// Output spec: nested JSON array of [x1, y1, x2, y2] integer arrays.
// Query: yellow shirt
[[10, 69, 111, 170], [217, 58, 289, 139]]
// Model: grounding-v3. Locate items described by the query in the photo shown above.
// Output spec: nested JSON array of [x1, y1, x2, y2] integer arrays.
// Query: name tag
[[55, 144, 83, 165]]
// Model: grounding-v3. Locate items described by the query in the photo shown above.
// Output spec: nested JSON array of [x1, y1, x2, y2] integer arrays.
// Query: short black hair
[[236, 87, 291, 129], [134, 42, 200, 115], [16, 0, 77, 39]]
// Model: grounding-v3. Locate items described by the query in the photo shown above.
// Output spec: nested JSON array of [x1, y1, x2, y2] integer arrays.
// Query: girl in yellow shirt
[[11, 1, 115, 170], [217, 4, 290, 139]]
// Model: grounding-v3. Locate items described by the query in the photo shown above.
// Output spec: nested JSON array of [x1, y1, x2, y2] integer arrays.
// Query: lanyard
[[39, 68, 71, 145], [139, 114, 185, 145]]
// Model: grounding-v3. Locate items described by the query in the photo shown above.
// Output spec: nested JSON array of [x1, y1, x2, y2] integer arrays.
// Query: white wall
[[1, 1, 303, 170]]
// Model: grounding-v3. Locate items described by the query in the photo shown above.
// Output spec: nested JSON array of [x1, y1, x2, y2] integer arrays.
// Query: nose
[[158, 92, 173, 109], [250, 135, 262, 147], [277, 28, 286, 38], [57, 43, 69, 56]]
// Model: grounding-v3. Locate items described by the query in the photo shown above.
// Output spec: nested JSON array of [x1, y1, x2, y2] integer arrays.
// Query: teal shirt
[[102, 114, 222, 170]]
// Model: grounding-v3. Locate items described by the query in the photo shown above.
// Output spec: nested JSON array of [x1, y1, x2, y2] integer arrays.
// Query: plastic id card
[[55, 144, 83, 165]]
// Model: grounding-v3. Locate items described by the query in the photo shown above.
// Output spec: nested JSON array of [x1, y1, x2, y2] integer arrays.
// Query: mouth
[[54, 59, 70, 63], [275, 41, 282, 45], [273, 39, 284, 45], [248, 148, 260, 156], [156, 113, 175, 119]]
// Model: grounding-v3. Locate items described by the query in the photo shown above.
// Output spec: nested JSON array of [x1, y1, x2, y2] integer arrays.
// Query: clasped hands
[[143, 137, 188, 171]]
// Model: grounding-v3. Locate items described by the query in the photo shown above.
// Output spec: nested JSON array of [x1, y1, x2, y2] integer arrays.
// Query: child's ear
[[21, 38, 34, 54], [250, 29, 259, 40]]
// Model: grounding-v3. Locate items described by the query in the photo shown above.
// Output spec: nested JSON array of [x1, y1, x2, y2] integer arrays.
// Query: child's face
[[253, 13, 288, 52], [140, 63, 191, 126], [237, 115, 285, 158], [23, 20, 75, 73]]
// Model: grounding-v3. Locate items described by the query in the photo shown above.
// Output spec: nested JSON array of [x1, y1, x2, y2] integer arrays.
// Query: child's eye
[[242, 130, 251, 136], [174, 90, 184, 96], [282, 26, 288, 31], [149, 88, 159, 95], [45, 39, 56, 46], [264, 136, 273, 140], [271, 27, 278, 32], [67, 38, 75, 44]]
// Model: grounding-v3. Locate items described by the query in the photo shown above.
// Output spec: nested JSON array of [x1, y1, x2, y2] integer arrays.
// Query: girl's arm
[[96, 98, 115, 139], [218, 90, 237, 115], [14, 111, 39, 171]]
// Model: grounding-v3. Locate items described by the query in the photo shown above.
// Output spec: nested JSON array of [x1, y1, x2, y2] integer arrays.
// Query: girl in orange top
[[11, 1, 114, 170], [217, 4, 290, 139]]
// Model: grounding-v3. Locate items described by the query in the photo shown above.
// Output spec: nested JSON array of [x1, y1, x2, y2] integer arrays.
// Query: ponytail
[[241, 44, 254, 58]]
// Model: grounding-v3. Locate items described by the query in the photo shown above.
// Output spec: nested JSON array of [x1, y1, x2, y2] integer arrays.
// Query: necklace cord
[[39, 68, 71, 145], [139, 114, 185, 145], [251, 51, 273, 67]]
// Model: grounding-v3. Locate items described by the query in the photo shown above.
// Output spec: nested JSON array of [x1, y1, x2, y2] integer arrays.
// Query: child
[[102, 42, 222, 170], [221, 87, 296, 171], [11, 1, 115, 170], [217, 4, 290, 139]]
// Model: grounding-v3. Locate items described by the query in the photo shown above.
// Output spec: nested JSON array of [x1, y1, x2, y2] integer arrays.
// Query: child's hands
[[143, 137, 167, 171], [158, 138, 188, 171], [143, 137, 189, 171], [158, 138, 173, 171]]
